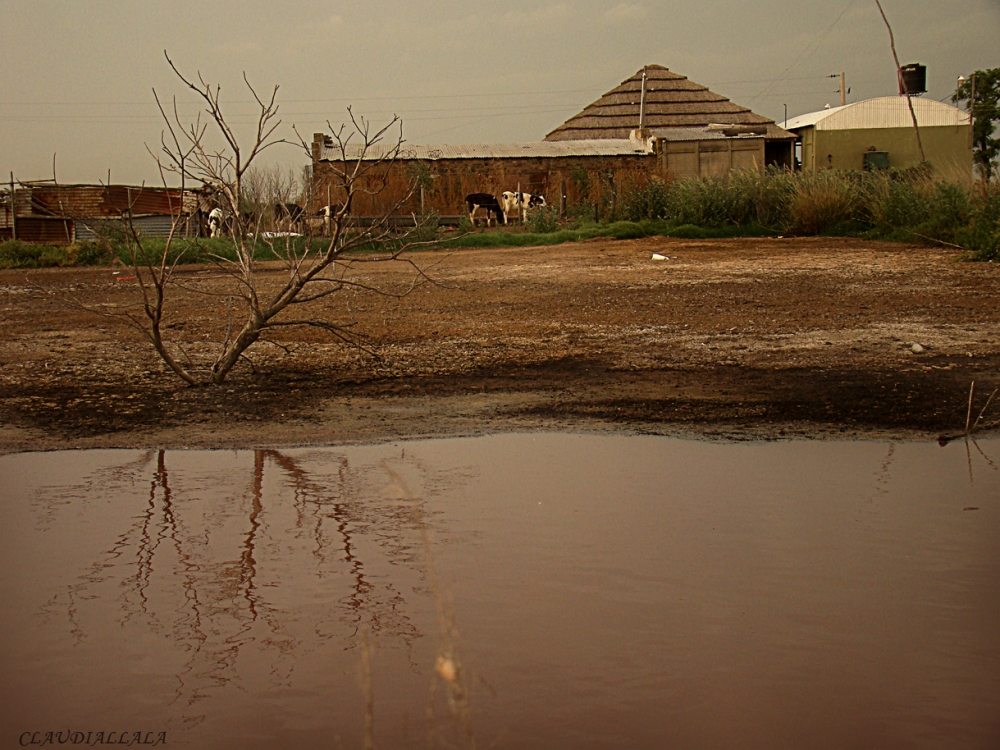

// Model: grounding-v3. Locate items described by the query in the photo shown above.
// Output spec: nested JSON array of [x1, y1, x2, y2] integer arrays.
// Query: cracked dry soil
[[1, 236, 998, 453]]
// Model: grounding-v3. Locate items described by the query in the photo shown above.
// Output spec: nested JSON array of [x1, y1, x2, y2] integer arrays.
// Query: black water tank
[[900, 63, 927, 95]]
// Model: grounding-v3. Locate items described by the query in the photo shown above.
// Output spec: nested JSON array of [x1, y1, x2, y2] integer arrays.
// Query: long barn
[[309, 64, 796, 222]]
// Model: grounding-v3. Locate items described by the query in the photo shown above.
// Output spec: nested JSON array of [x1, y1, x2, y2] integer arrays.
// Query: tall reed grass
[[619, 166, 1000, 259]]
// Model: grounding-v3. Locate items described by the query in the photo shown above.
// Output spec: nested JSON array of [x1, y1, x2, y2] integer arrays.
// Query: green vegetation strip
[[3, 167, 998, 269]]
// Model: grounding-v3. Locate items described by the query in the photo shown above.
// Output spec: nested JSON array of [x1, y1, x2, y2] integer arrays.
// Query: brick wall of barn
[[311, 155, 660, 218]]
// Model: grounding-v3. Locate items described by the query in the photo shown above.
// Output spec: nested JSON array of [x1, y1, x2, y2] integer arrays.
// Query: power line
[[748, 0, 859, 106], [0, 86, 599, 108]]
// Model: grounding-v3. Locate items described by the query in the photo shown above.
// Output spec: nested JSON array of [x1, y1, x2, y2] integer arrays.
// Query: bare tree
[[94, 53, 437, 386]]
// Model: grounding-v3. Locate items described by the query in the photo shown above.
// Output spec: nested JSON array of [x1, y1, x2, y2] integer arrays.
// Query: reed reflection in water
[[1, 435, 998, 750]]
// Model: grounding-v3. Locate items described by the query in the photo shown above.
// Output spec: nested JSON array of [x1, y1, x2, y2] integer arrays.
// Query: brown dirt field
[[1, 236, 998, 453]]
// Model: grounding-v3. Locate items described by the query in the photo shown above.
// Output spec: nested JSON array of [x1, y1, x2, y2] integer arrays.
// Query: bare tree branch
[[67, 54, 445, 387]]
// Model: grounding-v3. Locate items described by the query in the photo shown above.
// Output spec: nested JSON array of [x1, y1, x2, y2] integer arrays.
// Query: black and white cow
[[500, 191, 546, 224], [273, 203, 305, 231], [207, 207, 226, 238], [304, 204, 347, 235], [465, 193, 504, 227]]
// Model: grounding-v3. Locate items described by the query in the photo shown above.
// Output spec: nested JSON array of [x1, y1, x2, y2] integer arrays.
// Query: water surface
[[1, 435, 998, 749]]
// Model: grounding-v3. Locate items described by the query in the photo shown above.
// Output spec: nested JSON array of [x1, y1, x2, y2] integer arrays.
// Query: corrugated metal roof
[[784, 97, 971, 131], [318, 139, 655, 162], [7, 184, 200, 219], [545, 64, 796, 142], [652, 127, 766, 142]]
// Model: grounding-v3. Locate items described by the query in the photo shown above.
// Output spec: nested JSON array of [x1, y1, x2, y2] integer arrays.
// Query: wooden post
[[325, 184, 331, 236], [560, 179, 567, 219], [609, 173, 616, 219], [839, 72, 846, 107], [420, 185, 425, 215], [638, 68, 648, 132], [9, 173, 16, 241]]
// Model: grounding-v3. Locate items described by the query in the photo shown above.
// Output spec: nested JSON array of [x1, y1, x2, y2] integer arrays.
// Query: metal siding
[[787, 97, 969, 132], [16, 218, 74, 245], [13, 184, 199, 220], [75, 215, 195, 241]]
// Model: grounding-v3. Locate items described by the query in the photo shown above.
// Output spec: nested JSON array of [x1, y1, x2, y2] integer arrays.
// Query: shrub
[[957, 181, 1000, 260], [860, 171, 929, 230], [528, 206, 560, 234], [0, 240, 43, 268], [620, 177, 672, 221], [408, 212, 440, 244], [69, 241, 115, 266], [788, 171, 857, 235]]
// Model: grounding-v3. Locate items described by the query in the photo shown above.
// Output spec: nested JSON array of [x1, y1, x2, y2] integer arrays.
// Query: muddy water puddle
[[1, 435, 998, 749]]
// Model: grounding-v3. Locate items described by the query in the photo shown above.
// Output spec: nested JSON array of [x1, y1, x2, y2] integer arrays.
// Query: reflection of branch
[[971, 438, 998, 472], [264, 450, 420, 643], [36, 446, 465, 728], [240, 450, 265, 620]]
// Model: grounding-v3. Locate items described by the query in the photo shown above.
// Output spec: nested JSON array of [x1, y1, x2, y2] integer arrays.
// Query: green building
[[785, 96, 972, 178]]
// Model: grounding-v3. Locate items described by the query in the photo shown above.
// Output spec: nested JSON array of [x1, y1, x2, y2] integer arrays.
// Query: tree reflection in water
[[34, 447, 473, 731]]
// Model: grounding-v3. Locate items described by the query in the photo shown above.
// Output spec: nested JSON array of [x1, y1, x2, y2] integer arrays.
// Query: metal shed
[[0, 183, 202, 244], [784, 97, 972, 174]]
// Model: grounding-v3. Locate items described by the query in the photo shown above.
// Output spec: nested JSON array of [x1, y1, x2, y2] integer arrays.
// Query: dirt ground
[[1, 236, 998, 453]]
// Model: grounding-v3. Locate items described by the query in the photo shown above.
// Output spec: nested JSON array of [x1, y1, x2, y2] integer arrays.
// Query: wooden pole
[[9, 173, 16, 241], [560, 178, 567, 219], [874, 0, 925, 162], [638, 68, 648, 133], [839, 72, 846, 107]]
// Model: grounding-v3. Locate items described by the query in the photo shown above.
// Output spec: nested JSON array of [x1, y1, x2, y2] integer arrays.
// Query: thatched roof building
[[545, 64, 795, 167]]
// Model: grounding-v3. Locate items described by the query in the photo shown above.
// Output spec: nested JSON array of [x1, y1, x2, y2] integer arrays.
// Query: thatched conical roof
[[545, 64, 795, 141]]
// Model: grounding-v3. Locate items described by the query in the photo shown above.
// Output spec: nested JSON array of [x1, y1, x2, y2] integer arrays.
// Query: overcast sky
[[2, 0, 997, 185]]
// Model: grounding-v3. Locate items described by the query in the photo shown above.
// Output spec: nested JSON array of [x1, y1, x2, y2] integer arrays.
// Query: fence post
[[9, 173, 16, 241], [325, 184, 331, 236]]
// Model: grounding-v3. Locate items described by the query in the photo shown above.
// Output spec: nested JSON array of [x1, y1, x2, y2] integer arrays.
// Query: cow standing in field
[[273, 203, 305, 233], [304, 204, 347, 236], [207, 207, 226, 238], [500, 191, 546, 224], [465, 193, 504, 227]]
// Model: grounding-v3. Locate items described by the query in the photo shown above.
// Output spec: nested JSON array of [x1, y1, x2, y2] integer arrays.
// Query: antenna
[[827, 72, 846, 106]]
